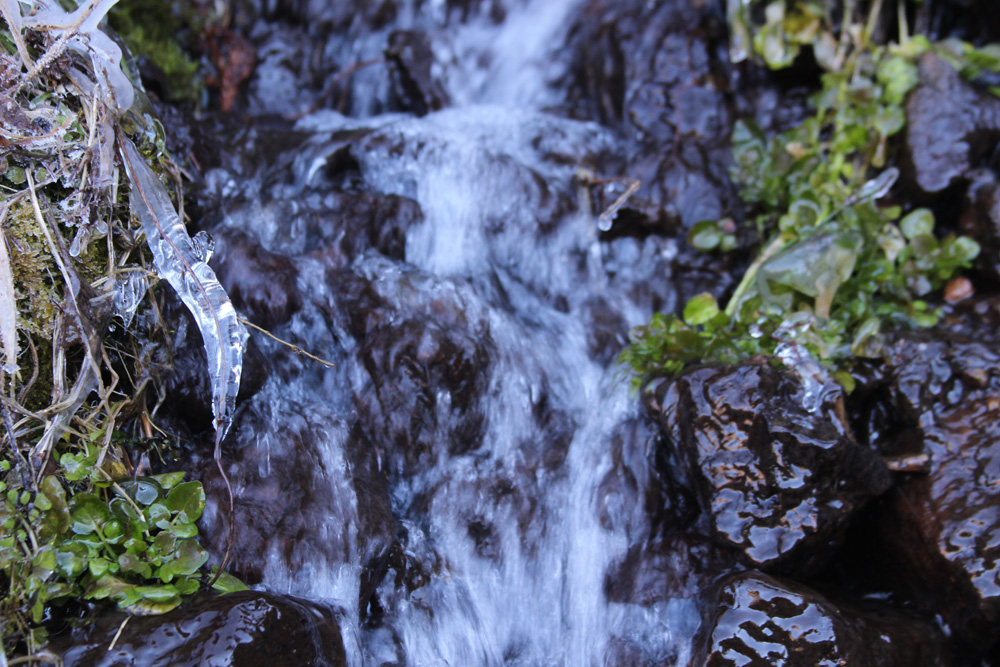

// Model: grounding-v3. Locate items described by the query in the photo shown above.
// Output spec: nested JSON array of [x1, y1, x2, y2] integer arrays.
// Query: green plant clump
[[0, 2, 246, 659], [621, 2, 988, 388], [622, 1, 985, 388]]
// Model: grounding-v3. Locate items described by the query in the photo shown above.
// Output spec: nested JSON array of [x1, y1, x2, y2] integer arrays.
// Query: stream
[[183, 0, 713, 664], [53, 0, 1000, 665]]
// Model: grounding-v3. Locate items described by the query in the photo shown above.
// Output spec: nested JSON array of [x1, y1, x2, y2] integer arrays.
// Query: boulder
[[651, 363, 891, 573], [694, 571, 950, 667], [56, 591, 346, 667]]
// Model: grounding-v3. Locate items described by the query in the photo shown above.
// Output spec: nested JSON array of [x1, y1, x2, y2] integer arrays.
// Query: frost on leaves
[[118, 134, 248, 447]]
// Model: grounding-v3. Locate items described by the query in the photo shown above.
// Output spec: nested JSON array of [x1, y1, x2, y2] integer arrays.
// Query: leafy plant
[[622, 1, 982, 386]]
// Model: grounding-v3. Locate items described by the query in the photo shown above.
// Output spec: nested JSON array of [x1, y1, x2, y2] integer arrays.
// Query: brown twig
[[238, 317, 335, 368]]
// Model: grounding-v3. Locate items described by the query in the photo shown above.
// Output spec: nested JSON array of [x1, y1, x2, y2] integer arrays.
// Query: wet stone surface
[[562, 0, 737, 227], [870, 332, 1000, 655], [904, 52, 1000, 194], [694, 571, 950, 667], [651, 363, 891, 573], [960, 168, 1000, 282], [55, 591, 346, 667]]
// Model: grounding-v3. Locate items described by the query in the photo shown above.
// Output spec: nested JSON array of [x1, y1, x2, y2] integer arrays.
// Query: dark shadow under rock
[[54, 591, 346, 667], [650, 363, 891, 574], [693, 571, 950, 667]]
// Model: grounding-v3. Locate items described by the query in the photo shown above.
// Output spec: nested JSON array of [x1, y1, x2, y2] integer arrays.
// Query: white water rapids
[[200, 0, 701, 664]]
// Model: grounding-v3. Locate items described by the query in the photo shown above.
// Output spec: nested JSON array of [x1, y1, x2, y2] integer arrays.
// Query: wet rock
[[651, 363, 891, 573], [212, 229, 301, 329], [563, 0, 737, 226], [604, 533, 739, 607], [298, 189, 422, 265], [55, 591, 346, 667], [693, 571, 950, 667], [386, 30, 451, 116], [940, 295, 1000, 341], [334, 268, 492, 476], [904, 53, 1000, 194], [872, 332, 1000, 655], [960, 168, 1000, 282], [198, 397, 396, 615]]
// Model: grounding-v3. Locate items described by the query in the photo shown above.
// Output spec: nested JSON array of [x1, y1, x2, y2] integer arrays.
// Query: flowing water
[[191, 1, 708, 663]]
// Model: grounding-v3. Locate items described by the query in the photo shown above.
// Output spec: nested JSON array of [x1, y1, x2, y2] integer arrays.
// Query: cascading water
[[191, 0, 708, 664]]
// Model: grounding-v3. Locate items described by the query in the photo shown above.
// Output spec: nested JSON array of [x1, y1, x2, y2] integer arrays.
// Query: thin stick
[[595, 177, 640, 232], [106, 615, 131, 654], [6, 653, 62, 666], [238, 317, 335, 368]]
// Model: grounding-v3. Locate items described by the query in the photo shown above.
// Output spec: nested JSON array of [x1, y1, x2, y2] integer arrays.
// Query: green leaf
[[87, 574, 133, 600], [900, 209, 934, 240], [688, 220, 722, 250], [683, 294, 721, 326], [164, 539, 208, 578], [153, 530, 177, 557], [118, 552, 153, 579], [210, 568, 250, 593], [147, 502, 171, 529], [133, 584, 180, 602], [877, 55, 919, 104], [34, 492, 53, 511], [32, 546, 56, 573], [171, 521, 198, 539], [165, 482, 205, 523], [174, 576, 201, 595], [55, 542, 89, 579], [69, 493, 111, 535], [150, 472, 186, 490], [120, 479, 163, 506], [89, 557, 112, 578]]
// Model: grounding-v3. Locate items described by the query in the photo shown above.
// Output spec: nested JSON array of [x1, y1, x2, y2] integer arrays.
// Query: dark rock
[[904, 53, 1000, 194], [386, 30, 450, 116], [299, 189, 422, 265], [604, 533, 740, 607], [212, 229, 301, 329], [563, 0, 737, 226], [328, 268, 492, 477], [55, 591, 346, 667], [940, 295, 1000, 342], [198, 401, 396, 616], [693, 571, 950, 667], [652, 363, 891, 573], [960, 168, 1000, 282], [872, 332, 1000, 656]]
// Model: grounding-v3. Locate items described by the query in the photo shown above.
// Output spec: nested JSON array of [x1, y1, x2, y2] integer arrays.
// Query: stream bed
[[52, 0, 1000, 665]]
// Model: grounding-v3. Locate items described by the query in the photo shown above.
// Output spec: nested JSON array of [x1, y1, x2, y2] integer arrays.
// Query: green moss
[[107, 2, 203, 105], [3, 200, 61, 342]]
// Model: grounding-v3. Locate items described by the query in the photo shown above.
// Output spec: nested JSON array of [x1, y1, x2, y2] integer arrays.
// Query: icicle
[[22, 0, 134, 113], [117, 133, 248, 446], [112, 271, 148, 328]]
